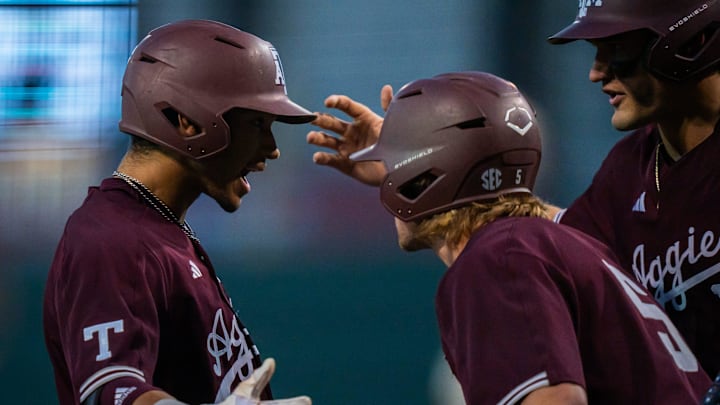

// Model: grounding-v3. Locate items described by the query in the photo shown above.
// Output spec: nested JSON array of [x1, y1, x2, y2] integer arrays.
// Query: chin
[[217, 198, 242, 213], [611, 115, 641, 131], [611, 107, 655, 131], [398, 237, 431, 252]]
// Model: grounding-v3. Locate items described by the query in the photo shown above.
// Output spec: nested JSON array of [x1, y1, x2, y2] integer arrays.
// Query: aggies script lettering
[[632, 226, 720, 311], [207, 308, 255, 402]]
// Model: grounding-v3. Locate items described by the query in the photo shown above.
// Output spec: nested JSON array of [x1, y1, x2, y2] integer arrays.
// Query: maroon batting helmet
[[548, 0, 720, 81], [351, 72, 542, 222], [119, 19, 315, 159]]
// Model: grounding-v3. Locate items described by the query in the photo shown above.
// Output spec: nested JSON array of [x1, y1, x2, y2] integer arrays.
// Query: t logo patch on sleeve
[[83, 319, 124, 361]]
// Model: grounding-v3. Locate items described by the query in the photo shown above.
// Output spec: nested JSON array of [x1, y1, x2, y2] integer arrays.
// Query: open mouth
[[237, 161, 266, 193], [604, 89, 625, 107], [239, 169, 251, 190]]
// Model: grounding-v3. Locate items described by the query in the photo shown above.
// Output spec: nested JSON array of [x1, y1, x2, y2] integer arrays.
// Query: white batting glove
[[155, 358, 311, 405], [217, 358, 311, 405]]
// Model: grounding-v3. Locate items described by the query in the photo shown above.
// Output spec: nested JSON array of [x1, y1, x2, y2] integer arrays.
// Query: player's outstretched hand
[[218, 358, 311, 405], [306, 85, 393, 187]]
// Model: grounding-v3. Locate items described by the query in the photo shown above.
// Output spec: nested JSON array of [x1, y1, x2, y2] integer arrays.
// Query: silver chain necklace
[[113, 170, 199, 242], [654, 142, 662, 209]]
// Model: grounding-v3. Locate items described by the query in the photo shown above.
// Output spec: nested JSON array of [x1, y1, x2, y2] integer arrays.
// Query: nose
[[261, 131, 279, 160], [589, 49, 610, 83], [267, 148, 280, 160], [589, 61, 607, 83]]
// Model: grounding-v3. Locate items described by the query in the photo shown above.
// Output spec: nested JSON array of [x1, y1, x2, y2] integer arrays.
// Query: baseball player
[[309, 71, 711, 403], [43, 20, 313, 405], [308, 0, 720, 386], [547, 0, 720, 378]]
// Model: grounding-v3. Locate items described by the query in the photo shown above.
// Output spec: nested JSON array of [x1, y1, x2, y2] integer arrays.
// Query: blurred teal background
[[0, 1, 621, 404]]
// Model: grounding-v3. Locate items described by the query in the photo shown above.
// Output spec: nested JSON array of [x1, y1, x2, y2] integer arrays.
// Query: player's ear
[[177, 113, 200, 137], [159, 107, 202, 137]]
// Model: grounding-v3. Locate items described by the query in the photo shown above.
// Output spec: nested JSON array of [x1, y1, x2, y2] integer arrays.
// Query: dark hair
[[129, 135, 161, 155]]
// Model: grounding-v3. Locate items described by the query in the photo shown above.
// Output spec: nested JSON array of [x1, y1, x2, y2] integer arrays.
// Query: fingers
[[311, 112, 349, 135], [311, 152, 353, 174], [306, 131, 343, 151], [324, 94, 375, 120], [230, 358, 276, 400], [380, 84, 393, 112], [261, 395, 312, 405], [225, 358, 312, 405], [312, 151, 346, 167], [249, 358, 276, 399]]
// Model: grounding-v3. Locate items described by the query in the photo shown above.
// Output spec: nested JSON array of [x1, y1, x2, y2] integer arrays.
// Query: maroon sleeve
[[48, 232, 167, 403], [436, 244, 585, 404]]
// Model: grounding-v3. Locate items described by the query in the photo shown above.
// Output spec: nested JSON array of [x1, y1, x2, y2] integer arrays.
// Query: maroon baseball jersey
[[558, 124, 720, 377], [436, 217, 710, 404], [43, 178, 268, 405]]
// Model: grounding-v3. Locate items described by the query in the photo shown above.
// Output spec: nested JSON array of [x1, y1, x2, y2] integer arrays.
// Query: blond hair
[[413, 193, 550, 249]]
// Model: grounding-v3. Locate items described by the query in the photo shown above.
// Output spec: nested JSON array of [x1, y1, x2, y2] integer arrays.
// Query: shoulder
[[63, 201, 145, 255], [455, 217, 555, 272], [63, 177, 164, 246], [54, 178, 172, 276], [464, 217, 613, 270], [471, 217, 566, 250], [440, 218, 590, 308]]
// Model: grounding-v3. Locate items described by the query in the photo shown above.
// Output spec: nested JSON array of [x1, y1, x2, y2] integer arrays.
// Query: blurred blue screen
[[0, 0, 137, 151]]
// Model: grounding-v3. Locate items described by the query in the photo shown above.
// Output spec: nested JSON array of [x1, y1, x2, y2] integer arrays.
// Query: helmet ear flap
[[398, 170, 441, 200], [676, 22, 720, 59], [647, 15, 720, 80]]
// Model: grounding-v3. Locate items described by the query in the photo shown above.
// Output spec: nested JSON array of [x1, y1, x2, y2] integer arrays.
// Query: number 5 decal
[[603, 260, 698, 372]]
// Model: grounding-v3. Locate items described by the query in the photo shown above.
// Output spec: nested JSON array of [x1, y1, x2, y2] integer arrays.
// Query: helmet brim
[[269, 98, 316, 124], [548, 18, 645, 44]]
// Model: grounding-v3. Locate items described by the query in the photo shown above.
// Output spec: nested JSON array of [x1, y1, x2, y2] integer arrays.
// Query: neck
[[657, 73, 720, 157], [115, 150, 201, 221], [433, 238, 468, 268]]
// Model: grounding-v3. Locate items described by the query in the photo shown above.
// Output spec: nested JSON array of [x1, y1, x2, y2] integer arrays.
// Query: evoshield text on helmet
[[548, 0, 720, 81], [351, 71, 542, 222], [119, 19, 315, 159]]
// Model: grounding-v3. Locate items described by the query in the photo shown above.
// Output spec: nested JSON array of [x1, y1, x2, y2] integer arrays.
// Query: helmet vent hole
[[138, 54, 158, 64], [161, 107, 181, 127], [397, 89, 422, 100], [399, 170, 438, 200], [456, 117, 487, 129], [678, 22, 720, 59], [213, 36, 245, 49]]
